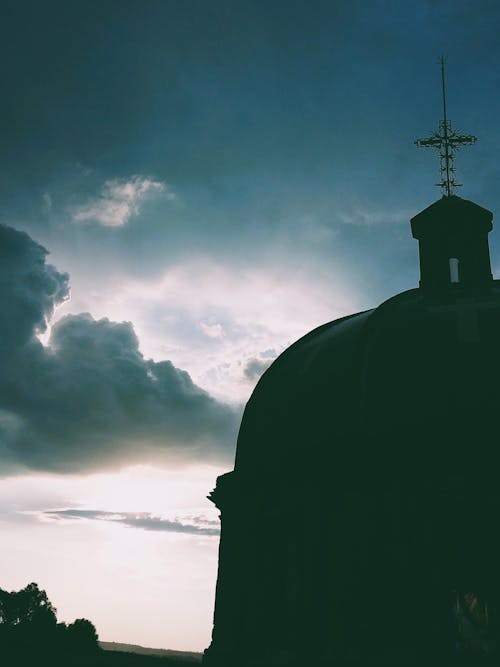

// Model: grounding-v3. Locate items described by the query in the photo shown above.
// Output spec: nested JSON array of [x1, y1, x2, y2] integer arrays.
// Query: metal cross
[[415, 56, 477, 197]]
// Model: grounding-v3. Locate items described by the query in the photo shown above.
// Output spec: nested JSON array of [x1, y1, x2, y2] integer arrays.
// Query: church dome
[[234, 306, 374, 473], [204, 65, 500, 662], [235, 279, 500, 484], [205, 197, 500, 667]]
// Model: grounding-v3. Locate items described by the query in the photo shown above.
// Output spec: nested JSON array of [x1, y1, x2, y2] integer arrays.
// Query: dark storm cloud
[[2, 0, 497, 304], [0, 224, 239, 474], [44, 509, 220, 536], [0, 224, 69, 348], [0, 1, 466, 218]]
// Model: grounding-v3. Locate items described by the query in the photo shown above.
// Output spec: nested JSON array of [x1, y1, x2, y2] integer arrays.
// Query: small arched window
[[449, 257, 460, 284]]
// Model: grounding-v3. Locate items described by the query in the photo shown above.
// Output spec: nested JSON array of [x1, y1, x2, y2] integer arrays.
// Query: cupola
[[411, 195, 493, 291]]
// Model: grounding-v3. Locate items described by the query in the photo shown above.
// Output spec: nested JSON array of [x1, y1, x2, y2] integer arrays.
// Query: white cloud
[[199, 321, 225, 339], [62, 259, 363, 402], [336, 205, 412, 226], [42, 192, 52, 210], [72, 175, 170, 227]]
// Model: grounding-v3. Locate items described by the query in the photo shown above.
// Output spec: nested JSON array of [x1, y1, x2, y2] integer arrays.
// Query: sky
[[1, 0, 500, 652]]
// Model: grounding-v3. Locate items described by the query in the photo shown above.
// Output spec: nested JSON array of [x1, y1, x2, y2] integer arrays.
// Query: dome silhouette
[[203, 196, 500, 667]]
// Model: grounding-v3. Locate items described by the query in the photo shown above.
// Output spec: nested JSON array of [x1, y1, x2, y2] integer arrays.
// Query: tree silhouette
[[67, 617, 100, 653], [0, 582, 56, 627], [0, 582, 99, 661]]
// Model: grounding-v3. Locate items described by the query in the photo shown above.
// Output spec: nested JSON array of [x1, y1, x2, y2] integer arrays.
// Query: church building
[[203, 63, 500, 666]]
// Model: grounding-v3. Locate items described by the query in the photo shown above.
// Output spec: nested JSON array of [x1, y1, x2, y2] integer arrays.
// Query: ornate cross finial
[[415, 56, 477, 197]]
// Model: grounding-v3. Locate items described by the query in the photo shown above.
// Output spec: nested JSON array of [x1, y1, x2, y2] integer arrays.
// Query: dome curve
[[234, 308, 374, 474], [234, 283, 500, 481], [203, 184, 500, 667]]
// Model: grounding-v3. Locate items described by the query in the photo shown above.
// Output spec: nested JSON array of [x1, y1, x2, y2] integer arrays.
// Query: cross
[[415, 56, 477, 197]]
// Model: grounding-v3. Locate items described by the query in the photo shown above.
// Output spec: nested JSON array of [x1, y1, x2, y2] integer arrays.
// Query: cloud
[[72, 175, 169, 227], [42, 193, 52, 210], [0, 224, 239, 474], [94, 259, 361, 402], [0, 224, 69, 348], [199, 321, 225, 339], [44, 509, 220, 536], [243, 357, 274, 381], [336, 205, 412, 226]]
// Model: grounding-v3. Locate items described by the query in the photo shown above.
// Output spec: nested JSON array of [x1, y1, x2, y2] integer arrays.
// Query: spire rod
[[415, 56, 477, 197], [440, 55, 448, 125]]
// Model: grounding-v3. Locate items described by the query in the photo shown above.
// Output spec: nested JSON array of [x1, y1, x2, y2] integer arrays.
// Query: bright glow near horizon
[[0, 465, 227, 651]]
